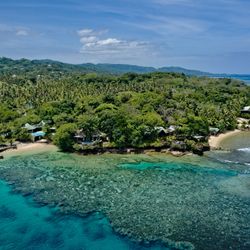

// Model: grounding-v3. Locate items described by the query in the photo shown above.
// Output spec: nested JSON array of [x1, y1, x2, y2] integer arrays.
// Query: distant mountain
[[158, 66, 212, 76], [92, 63, 156, 74], [0, 57, 249, 83]]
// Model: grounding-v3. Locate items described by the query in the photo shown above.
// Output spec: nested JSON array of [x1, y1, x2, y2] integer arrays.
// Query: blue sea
[[0, 131, 249, 250], [230, 75, 250, 84], [209, 75, 250, 85], [0, 180, 166, 250]]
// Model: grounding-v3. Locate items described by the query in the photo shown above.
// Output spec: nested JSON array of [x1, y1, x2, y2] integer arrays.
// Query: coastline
[[1, 129, 241, 158], [208, 129, 242, 149], [3, 130, 243, 158], [0, 141, 194, 159], [1, 142, 57, 158]]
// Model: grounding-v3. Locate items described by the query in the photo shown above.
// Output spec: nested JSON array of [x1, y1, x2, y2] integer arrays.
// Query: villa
[[241, 106, 250, 114], [209, 127, 220, 135], [23, 121, 46, 141], [74, 130, 108, 145], [155, 125, 177, 137]]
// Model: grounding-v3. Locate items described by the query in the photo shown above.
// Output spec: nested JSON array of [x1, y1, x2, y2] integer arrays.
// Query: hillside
[[0, 57, 249, 83], [0, 57, 221, 77]]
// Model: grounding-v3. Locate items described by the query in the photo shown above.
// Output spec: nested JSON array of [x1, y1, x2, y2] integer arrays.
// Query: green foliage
[[53, 123, 77, 152], [77, 115, 98, 138], [0, 105, 19, 123], [0, 67, 249, 150], [14, 128, 32, 142]]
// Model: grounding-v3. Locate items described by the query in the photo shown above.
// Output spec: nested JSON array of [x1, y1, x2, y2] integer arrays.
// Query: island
[[0, 58, 250, 157]]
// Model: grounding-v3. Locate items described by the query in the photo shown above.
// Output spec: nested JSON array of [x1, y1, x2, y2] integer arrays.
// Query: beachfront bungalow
[[167, 125, 177, 134], [154, 125, 177, 137], [23, 121, 46, 141], [154, 127, 168, 137], [192, 135, 206, 142], [74, 130, 108, 145], [209, 127, 220, 135], [31, 131, 46, 142], [24, 121, 46, 133], [241, 106, 250, 114]]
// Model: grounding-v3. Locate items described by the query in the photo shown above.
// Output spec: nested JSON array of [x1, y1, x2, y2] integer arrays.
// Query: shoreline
[[2, 130, 240, 158], [1, 141, 194, 158], [208, 129, 242, 149], [1, 142, 57, 158]]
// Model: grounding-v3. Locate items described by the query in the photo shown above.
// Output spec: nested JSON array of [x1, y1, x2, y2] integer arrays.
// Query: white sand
[[209, 130, 242, 149], [1, 142, 57, 157]]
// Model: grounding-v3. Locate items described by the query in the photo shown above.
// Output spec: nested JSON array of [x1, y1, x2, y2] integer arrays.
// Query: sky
[[0, 0, 249, 73]]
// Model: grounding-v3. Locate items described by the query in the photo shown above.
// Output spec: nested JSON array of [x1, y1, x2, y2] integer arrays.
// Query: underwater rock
[[0, 153, 249, 250]]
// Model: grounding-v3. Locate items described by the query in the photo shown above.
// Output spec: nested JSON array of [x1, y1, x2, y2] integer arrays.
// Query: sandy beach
[[209, 130, 242, 149], [1, 142, 57, 157]]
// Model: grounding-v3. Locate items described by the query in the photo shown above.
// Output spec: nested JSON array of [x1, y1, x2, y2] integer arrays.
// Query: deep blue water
[[0, 180, 167, 250], [211, 75, 250, 85], [230, 75, 250, 84]]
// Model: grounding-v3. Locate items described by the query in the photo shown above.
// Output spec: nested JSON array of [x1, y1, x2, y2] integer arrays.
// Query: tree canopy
[[0, 70, 249, 151]]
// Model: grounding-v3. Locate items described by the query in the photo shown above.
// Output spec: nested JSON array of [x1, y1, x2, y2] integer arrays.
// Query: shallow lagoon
[[0, 141, 249, 250]]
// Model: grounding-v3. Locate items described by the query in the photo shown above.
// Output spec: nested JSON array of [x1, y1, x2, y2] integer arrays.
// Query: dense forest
[[0, 57, 232, 76], [0, 62, 249, 154]]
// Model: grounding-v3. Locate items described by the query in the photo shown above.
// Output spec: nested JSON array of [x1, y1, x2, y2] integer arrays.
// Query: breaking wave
[[237, 147, 250, 153]]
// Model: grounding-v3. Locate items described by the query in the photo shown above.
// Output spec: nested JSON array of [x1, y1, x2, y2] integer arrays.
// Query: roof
[[168, 125, 177, 132], [209, 127, 220, 133], [24, 123, 37, 131], [155, 126, 168, 133], [24, 121, 46, 131], [242, 106, 250, 111], [193, 135, 205, 140], [31, 131, 45, 137]]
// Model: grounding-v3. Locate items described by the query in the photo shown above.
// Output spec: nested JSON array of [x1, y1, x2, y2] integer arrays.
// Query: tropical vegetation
[[0, 59, 249, 153]]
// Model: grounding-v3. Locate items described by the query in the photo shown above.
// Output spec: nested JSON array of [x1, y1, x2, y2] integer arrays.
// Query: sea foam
[[237, 147, 250, 153]]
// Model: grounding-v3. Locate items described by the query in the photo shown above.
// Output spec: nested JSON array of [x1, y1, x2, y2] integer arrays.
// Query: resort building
[[23, 121, 46, 141], [24, 121, 46, 133], [209, 127, 220, 135], [74, 130, 108, 145], [154, 127, 168, 137], [241, 106, 250, 114], [154, 125, 177, 137]]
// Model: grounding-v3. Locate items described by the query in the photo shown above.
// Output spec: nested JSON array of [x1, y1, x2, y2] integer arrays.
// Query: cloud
[[16, 29, 29, 36], [77, 28, 150, 62], [0, 24, 30, 36], [77, 29, 93, 37]]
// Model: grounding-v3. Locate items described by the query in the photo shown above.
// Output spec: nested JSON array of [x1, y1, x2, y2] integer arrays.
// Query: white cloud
[[80, 36, 97, 43], [16, 29, 29, 36], [97, 38, 121, 46], [77, 28, 150, 62], [77, 29, 94, 37], [0, 24, 30, 36]]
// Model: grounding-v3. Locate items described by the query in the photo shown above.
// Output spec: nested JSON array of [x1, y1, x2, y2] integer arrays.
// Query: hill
[[0, 57, 213, 76], [0, 57, 249, 83]]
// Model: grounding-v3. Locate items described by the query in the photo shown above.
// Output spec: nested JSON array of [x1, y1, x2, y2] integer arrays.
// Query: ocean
[[230, 75, 250, 84], [0, 132, 249, 250], [210, 75, 250, 85], [0, 180, 166, 250]]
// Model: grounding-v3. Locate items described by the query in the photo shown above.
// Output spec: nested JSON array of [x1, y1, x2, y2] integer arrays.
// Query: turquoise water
[[207, 131, 250, 167], [0, 180, 167, 250], [0, 142, 249, 250]]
